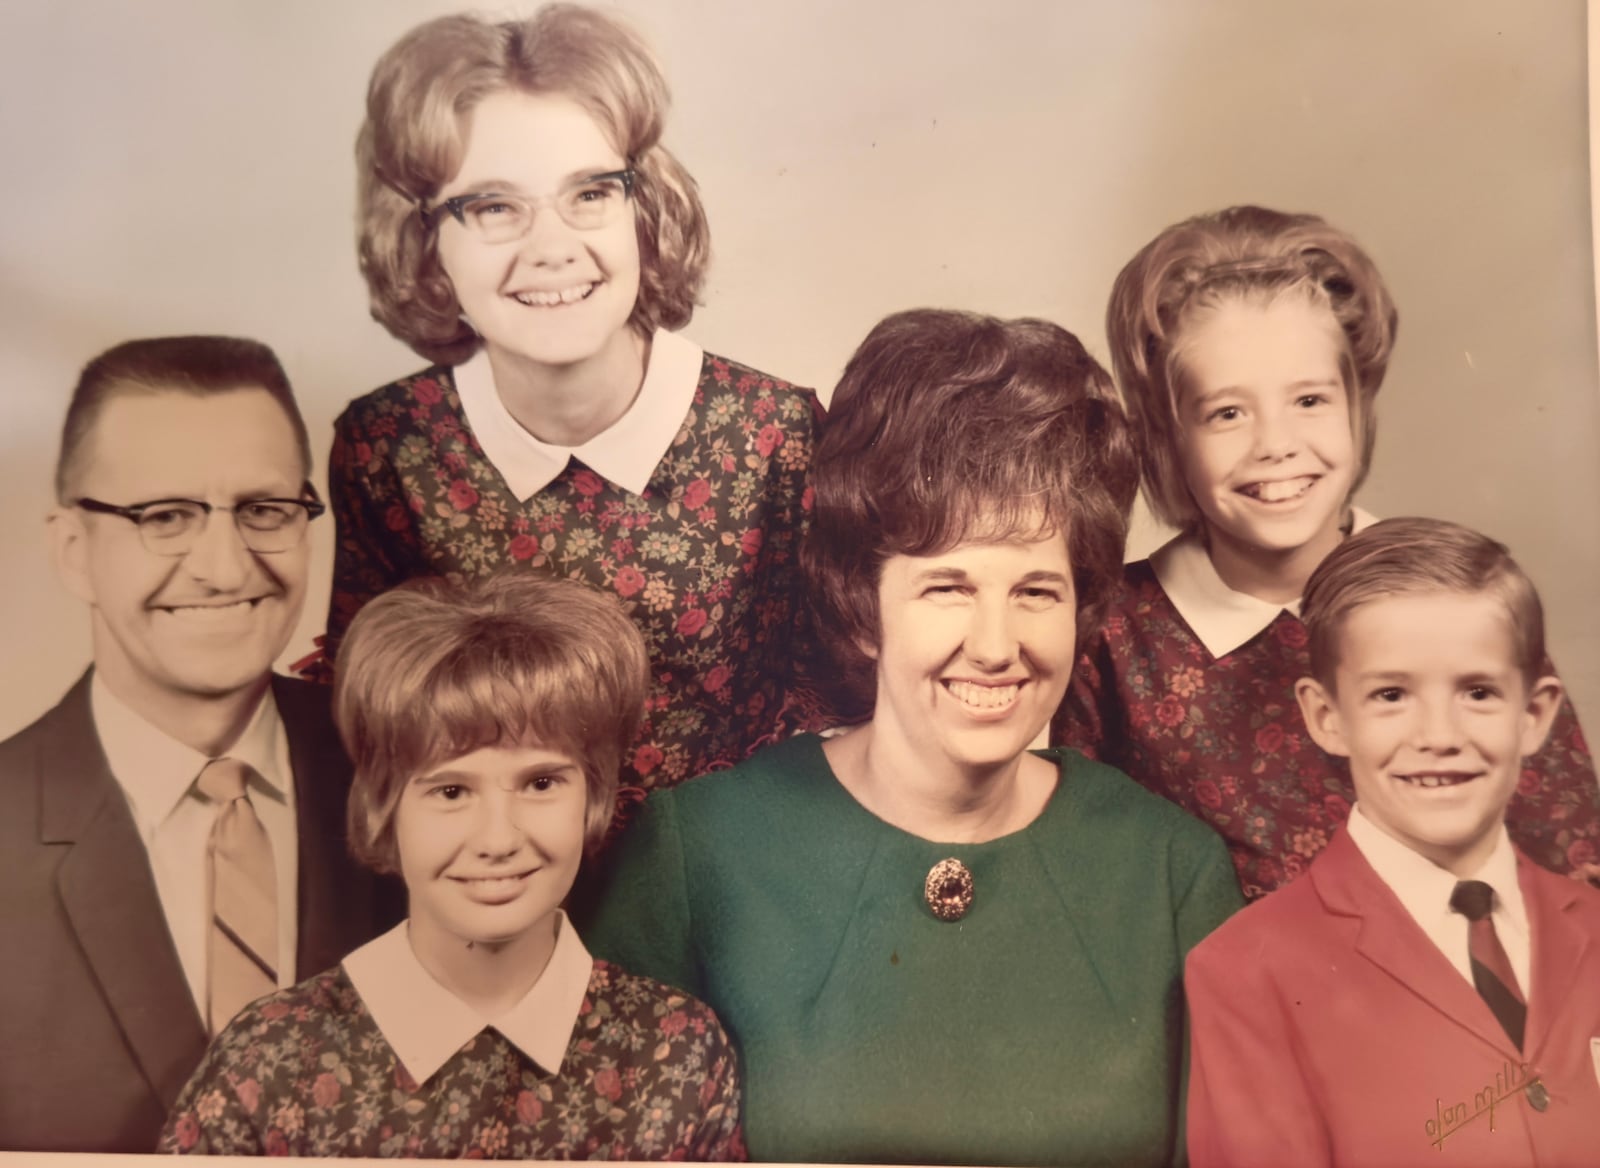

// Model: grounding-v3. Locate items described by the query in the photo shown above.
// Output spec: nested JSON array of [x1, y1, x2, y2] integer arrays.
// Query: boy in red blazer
[[1185, 517, 1600, 1168]]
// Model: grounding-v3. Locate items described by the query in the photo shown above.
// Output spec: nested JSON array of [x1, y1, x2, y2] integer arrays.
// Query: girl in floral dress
[[160, 573, 744, 1159], [327, 4, 823, 795], [1053, 205, 1600, 900]]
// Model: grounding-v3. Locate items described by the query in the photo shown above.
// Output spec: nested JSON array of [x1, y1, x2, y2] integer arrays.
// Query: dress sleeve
[[156, 1025, 266, 1154], [1173, 832, 1245, 955], [324, 408, 413, 664], [1505, 656, 1600, 884], [1184, 936, 1331, 1168], [1052, 627, 1116, 763], [683, 1011, 748, 1162], [752, 389, 833, 743], [575, 793, 702, 997]]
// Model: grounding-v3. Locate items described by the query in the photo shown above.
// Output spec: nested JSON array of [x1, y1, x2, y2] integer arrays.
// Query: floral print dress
[[1054, 547, 1600, 901], [157, 958, 744, 1159], [325, 341, 824, 794]]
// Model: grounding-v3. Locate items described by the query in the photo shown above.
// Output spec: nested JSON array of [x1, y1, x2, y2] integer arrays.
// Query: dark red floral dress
[[1054, 559, 1600, 900], [157, 959, 745, 1159], [325, 353, 825, 793]]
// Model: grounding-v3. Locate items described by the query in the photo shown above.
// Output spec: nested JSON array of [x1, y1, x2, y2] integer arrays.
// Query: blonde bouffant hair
[[356, 3, 710, 366], [333, 572, 650, 872], [1106, 205, 1399, 530]]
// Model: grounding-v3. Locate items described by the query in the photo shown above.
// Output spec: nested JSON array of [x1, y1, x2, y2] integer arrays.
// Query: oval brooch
[[924, 857, 974, 922]]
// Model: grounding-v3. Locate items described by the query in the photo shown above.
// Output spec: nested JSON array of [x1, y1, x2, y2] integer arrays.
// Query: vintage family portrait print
[[0, 0, 1597, 1162]]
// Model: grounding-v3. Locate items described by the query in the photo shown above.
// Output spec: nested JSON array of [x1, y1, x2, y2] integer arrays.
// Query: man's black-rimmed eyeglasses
[[74, 493, 326, 556]]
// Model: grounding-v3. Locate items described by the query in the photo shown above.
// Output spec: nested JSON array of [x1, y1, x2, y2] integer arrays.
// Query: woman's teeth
[[945, 680, 1021, 709], [513, 283, 594, 306]]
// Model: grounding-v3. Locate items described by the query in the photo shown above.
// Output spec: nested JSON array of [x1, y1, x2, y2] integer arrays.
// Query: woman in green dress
[[577, 308, 1243, 1166]]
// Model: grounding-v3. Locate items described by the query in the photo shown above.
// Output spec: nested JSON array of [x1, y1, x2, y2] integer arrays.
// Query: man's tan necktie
[[196, 757, 279, 1035]]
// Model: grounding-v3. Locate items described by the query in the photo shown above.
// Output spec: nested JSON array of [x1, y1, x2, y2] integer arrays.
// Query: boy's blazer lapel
[[1520, 853, 1593, 1062], [35, 672, 208, 1108], [1311, 829, 1522, 1062]]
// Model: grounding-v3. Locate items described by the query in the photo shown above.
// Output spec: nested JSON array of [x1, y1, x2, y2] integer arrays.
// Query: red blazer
[[1186, 828, 1600, 1168]]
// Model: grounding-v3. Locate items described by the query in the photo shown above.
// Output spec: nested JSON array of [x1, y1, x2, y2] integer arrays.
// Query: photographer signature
[[1424, 1059, 1539, 1150]]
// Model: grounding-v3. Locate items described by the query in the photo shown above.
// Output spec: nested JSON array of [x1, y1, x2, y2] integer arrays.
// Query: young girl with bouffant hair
[[325, 3, 824, 799], [1054, 205, 1600, 899], [355, 4, 706, 365], [161, 572, 744, 1158]]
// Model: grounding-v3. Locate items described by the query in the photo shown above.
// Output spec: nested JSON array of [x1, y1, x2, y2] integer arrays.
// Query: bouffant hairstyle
[[356, 3, 710, 365], [805, 308, 1140, 717], [56, 335, 311, 503], [333, 571, 650, 872], [1106, 205, 1399, 529], [1300, 517, 1545, 689]]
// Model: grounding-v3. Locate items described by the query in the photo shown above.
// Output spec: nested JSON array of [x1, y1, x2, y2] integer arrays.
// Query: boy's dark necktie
[[1448, 879, 1525, 1049]]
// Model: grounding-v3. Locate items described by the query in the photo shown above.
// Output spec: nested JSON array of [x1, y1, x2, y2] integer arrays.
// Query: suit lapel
[[274, 675, 381, 978], [1519, 853, 1593, 1061], [1313, 830, 1521, 1060], [39, 673, 208, 1108]]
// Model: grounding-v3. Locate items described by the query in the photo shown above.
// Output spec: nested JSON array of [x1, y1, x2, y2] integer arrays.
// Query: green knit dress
[[578, 734, 1243, 1165]]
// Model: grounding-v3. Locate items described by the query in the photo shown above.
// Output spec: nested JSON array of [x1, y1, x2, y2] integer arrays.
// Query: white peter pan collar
[[1150, 507, 1378, 659], [344, 911, 594, 1086], [453, 328, 705, 500]]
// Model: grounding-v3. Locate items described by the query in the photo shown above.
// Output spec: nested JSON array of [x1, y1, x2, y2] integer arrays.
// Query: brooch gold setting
[[924, 857, 974, 921]]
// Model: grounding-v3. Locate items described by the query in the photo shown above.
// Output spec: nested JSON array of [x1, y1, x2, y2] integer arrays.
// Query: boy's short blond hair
[[356, 3, 709, 365], [333, 572, 649, 872], [1106, 205, 1399, 530], [1300, 517, 1546, 689]]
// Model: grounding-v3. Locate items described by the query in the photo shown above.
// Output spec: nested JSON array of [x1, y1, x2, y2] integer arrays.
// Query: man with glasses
[[0, 336, 398, 1152]]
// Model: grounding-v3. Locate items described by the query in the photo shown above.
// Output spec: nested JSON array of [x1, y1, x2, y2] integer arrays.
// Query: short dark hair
[[56, 335, 311, 503], [333, 571, 650, 871], [1107, 205, 1399, 529], [804, 308, 1140, 716], [1301, 517, 1546, 688]]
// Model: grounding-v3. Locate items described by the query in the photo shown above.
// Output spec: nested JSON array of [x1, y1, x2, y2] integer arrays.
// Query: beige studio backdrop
[[1, 0, 1597, 745]]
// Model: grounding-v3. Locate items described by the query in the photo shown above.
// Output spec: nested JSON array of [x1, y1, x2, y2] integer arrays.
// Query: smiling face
[[52, 388, 310, 717], [434, 90, 641, 377], [1295, 591, 1562, 876], [1175, 294, 1357, 575], [869, 531, 1078, 778], [397, 741, 588, 962]]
